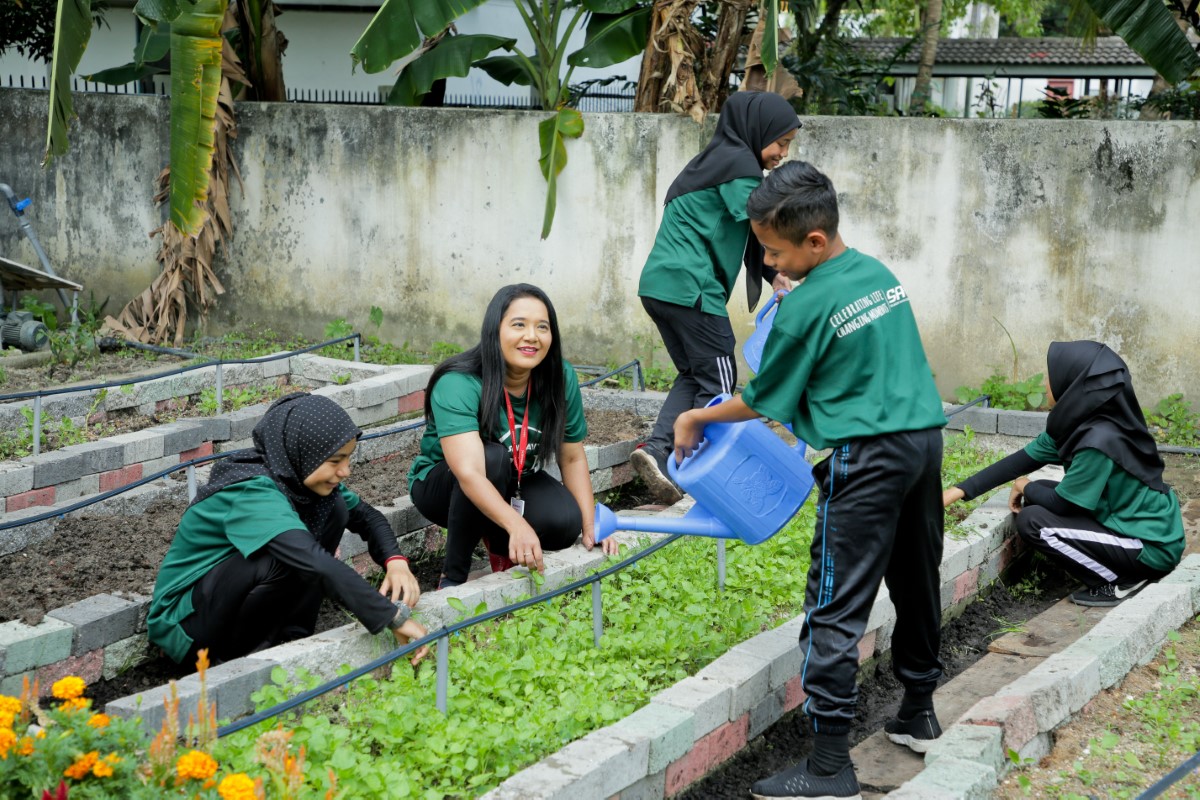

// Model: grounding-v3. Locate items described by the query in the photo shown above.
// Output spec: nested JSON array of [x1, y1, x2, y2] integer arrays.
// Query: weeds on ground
[[1146, 394, 1200, 448], [196, 384, 289, 416], [1000, 619, 1200, 799], [942, 427, 1005, 537]]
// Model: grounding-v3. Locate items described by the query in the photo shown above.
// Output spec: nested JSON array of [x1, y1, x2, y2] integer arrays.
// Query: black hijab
[[663, 91, 800, 313], [1045, 340, 1167, 493], [193, 392, 362, 532]]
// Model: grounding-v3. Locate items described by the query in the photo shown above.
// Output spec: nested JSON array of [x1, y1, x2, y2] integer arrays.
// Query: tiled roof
[[851, 36, 1148, 67]]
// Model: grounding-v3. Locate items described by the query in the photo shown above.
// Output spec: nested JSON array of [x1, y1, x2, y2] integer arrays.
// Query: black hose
[[98, 337, 202, 360]]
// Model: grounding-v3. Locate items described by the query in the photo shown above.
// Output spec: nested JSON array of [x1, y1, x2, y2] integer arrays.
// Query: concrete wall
[[2, 88, 1198, 403]]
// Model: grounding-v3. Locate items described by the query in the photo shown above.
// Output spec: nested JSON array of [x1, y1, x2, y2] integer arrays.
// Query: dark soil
[[0, 351, 188, 396], [677, 558, 1076, 799]]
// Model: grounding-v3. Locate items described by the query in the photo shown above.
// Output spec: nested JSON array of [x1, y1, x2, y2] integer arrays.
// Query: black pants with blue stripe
[[799, 427, 945, 730]]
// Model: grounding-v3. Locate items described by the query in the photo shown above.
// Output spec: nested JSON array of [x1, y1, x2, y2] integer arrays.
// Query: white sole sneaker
[[629, 449, 683, 504]]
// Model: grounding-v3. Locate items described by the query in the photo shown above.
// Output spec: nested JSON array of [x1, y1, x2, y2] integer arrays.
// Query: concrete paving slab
[[987, 597, 1105, 657]]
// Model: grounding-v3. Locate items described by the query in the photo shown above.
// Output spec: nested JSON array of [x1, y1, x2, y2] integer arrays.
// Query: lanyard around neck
[[503, 381, 531, 489]]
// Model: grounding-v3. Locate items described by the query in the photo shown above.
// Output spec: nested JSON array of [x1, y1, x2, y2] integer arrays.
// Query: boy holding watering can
[[674, 161, 947, 800]]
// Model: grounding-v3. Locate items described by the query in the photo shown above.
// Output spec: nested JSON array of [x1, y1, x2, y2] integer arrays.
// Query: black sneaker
[[884, 709, 942, 754], [630, 446, 683, 504], [749, 759, 862, 800], [1071, 580, 1147, 607]]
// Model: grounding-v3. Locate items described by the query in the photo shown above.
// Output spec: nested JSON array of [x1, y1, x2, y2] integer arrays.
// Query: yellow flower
[[0, 728, 15, 759], [218, 773, 258, 800], [0, 694, 20, 728], [176, 749, 219, 781], [88, 713, 111, 728], [17, 736, 35, 757], [51, 676, 86, 701], [64, 750, 100, 779], [59, 697, 90, 713], [91, 753, 119, 778]]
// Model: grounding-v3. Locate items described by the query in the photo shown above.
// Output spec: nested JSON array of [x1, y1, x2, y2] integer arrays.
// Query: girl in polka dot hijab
[[194, 392, 362, 533]]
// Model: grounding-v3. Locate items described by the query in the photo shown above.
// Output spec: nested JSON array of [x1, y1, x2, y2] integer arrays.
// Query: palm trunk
[[699, 0, 752, 112], [634, 0, 705, 121], [909, 0, 943, 115]]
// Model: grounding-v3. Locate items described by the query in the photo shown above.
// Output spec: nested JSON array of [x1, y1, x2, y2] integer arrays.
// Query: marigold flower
[[218, 772, 258, 800], [92, 759, 114, 778], [0, 728, 16, 759], [0, 694, 20, 728], [51, 676, 86, 701], [59, 697, 90, 713], [64, 750, 100, 779], [176, 749, 219, 781], [17, 736, 35, 757], [87, 713, 111, 729]]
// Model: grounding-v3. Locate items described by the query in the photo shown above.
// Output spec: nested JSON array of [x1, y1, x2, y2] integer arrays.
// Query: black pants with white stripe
[[640, 296, 736, 456], [1016, 485, 1170, 588]]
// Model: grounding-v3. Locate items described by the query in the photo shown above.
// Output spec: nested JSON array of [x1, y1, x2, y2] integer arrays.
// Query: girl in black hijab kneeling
[[945, 341, 1184, 607], [148, 393, 429, 666]]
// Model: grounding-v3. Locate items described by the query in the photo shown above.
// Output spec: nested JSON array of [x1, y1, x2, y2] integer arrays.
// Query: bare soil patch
[[0, 351, 187, 396]]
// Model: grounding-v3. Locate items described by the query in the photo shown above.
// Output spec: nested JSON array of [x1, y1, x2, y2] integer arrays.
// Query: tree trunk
[[699, 0, 752, 112], [235, 0, 288, 101], [634, 0, 705, 121], [908, 0, 943, 115]]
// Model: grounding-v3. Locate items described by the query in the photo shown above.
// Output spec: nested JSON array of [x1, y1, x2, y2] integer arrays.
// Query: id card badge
[[510, 496, 526, 517]]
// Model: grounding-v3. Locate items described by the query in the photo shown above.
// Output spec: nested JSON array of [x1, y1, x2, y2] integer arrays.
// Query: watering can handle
[[754, 290, 788, 326]]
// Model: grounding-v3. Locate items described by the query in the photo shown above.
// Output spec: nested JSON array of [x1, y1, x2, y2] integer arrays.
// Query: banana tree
[[1077, 0, 1199, 84], [351, 0, 649, 238]]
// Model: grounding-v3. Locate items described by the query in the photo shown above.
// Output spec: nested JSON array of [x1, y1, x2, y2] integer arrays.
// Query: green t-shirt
[[638, 178, 761, 317], [408, 361, 588, 485], [741, 248, 946, 450], [1024, 432, 1184, 572], [147, 476, 361, 663]]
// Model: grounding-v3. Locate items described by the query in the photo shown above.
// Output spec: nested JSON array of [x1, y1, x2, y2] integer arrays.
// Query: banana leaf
[[1082, 0, 1199, 83], [387, 33, 516, 105], [581, 0, 642, 11], [169, 0, 227, 235], [43, 0, 94, 165], [475, 54, 536, 86], [538, 107, 584, 239], [760, 0, 779, 79], [86, 22, 171, 84], [567, 6, 651, 69], [351, 0, 489, 75]]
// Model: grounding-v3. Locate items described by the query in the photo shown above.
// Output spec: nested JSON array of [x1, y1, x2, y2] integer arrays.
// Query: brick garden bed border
[[0, 388, 665, 708]]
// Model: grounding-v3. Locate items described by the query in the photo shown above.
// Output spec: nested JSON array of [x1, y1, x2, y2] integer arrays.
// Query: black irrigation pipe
[[0, 333, 362, 403], [1137, 749, 1200, 798], [945, 394, 991, 417], [577, 359, 643, 390], [217, 531, 685, 738]]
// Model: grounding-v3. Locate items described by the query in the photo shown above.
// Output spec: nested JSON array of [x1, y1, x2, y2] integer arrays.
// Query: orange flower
[[51, 676, 86, 701], [0, 728, 16, 759], [176, 749, 219, 781], [87, 713, 111, 729], [17, 736, 35, 757], [92, 759, 114, 778], [217, 773, 258, 800], [64, 750, 100, 779], [59, 697, 90, 713], [0, 694, 20, 728]]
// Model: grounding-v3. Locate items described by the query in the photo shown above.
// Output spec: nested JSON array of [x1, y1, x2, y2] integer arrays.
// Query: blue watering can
[[743, 291, 788, 374], [594, 395, 814, 544]]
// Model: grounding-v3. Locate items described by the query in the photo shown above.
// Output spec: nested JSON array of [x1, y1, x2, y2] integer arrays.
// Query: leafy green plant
[[332, 373, 353, 386], [323, 318, 354, 340], [197, 384, 287, 416], [955, 373, 1046, 411], [1145, 394, 1200, 447], [368, 306, 384, 329], [20, 295, 58, 331], [429, 341, 464, 363], [0, 365, 7, 386]]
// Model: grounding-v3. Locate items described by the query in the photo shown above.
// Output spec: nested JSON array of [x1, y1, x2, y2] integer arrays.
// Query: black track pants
[[410, 441, 582, 584], [640, 296, 736, 456], [799, 428, 945, 728], [1015, 500, 1169, 587]]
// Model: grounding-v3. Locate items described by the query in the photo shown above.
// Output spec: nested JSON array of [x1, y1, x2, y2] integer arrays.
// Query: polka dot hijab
[[193, 392, 362, 532]]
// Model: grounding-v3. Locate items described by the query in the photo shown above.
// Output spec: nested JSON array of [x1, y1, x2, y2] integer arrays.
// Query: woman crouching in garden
[[148, 393, 429, 666], [408, 283, 619, 589]]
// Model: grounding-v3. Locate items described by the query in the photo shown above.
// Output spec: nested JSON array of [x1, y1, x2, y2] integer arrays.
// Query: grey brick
[[353, 374, 404, 407], [259, 352, 292, 378], [69, 440, 125, 473], [749, 685, 786, 739], [382, 365, 434, 397], [106, 673, 202, 733], [225, 405, 268, 440], [604, 702, 694, 776], [177, 415, 231, 442], [926, 724, 1005, 773], [106, 656, 276, 734], [0, 463, 35, 496], [311, 383, 356, 407], [652, 675, 733, 738], [347, 401, 394, 427], [28, 448, 87, 489], [615, 770, 666, 800], [595, 441, 637, 469], [337, 531, 369, 560], [0, 670, 34, 696], [102, 635, 153, 681], [735, 626, 802, 691], [48, 594, 141, 655], [995, 409, 1048, 437], [0, 512, 56, 557], [218, 437, 253, 453], [108, 430, 165, 465], [0, 616, 73, 674], [44, 391, 94, 421], [697, 648, 771, 720], [55, 473, 100, 503], [549, 727, 651, 799], [944, 406, 998, 433], [142, 453, 185, 479], [155, 421, 206, 455]]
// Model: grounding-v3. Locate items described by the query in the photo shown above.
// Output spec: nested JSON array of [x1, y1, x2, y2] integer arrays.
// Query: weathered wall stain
[[2, 90, 1198, 402]]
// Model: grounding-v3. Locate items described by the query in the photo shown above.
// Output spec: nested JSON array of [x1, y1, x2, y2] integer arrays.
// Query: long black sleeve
[[266, 529, 397, 635], [956, 449, 1044, 501], [346, 500, 401, 566], [1023, 479, 1090, 516]]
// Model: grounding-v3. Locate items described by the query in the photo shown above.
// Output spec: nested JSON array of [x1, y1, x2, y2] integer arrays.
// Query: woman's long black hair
[[423, 283, 568, 467]]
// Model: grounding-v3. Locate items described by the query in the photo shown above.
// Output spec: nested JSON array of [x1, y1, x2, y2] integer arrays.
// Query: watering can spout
[[594, 502, 737, 543]]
